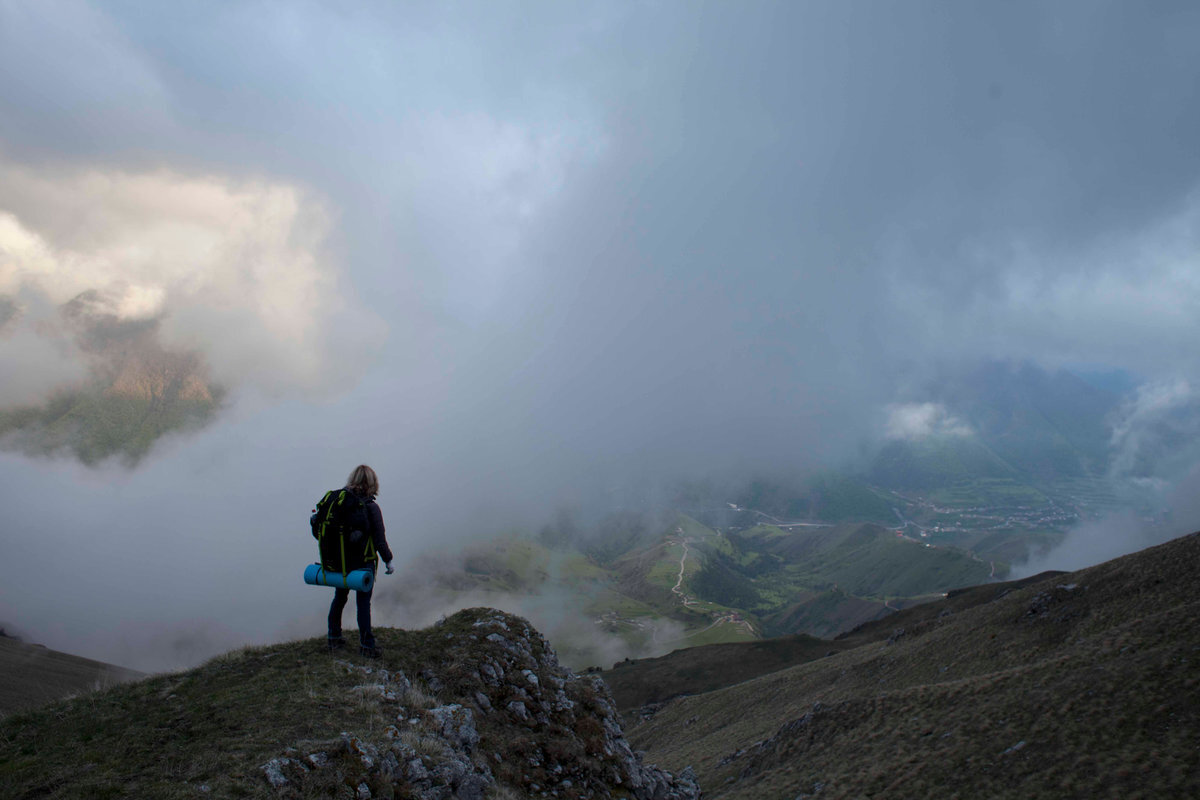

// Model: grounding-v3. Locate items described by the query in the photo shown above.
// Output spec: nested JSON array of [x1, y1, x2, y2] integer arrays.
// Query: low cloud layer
[[1108, 378, 1200, 487], [884, 403, 972, 441], [1013, 462, 1200, 578], [372, 550, 688, 671]]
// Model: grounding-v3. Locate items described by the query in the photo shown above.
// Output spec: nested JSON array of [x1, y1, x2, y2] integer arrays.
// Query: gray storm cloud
[[2, 1, 1200, 670]]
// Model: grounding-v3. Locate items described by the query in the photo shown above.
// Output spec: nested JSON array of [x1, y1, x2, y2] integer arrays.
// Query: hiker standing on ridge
[[326, 464, 393, 658]]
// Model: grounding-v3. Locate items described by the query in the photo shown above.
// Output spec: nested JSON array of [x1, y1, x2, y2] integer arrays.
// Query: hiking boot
[[359, 644, 382, 659], [327, 636, 347, 651]]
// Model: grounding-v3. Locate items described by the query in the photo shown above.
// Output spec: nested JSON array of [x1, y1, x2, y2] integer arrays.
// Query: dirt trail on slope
[[667, 529, 755, 638]]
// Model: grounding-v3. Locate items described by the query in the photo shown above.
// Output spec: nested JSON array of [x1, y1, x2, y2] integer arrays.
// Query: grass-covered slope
[[601, 571, 1070, 716], [733, 474, 897, 524], [603, 634, 855, 715], [626, 531, 1200, 799], [0, 609, 699, 800], [0, 636, 144, 716], [732, 522, 996, 607], [760, 588, 890, 639], [869, 435, 1019, 490]]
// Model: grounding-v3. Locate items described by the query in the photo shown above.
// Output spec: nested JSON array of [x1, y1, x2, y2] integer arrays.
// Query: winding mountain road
[[670, 533, 699, 610], [666, 528, 756, 637]]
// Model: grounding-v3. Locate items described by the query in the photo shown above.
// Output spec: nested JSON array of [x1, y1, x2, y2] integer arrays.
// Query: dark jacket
[[348, 487, 393, 566]]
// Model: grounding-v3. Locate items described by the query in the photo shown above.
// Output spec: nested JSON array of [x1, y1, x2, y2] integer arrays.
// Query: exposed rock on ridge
[[260, 609, 700, 799]]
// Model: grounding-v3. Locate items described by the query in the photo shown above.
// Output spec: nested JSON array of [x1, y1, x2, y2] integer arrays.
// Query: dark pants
[[328, 586, 374, 647]]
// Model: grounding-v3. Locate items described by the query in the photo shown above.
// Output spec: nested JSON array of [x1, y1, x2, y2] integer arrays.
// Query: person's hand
[[385, 561, 394, 575]]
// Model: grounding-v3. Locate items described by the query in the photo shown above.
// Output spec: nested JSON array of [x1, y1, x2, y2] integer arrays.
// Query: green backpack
[[310, 489, 376, 574]]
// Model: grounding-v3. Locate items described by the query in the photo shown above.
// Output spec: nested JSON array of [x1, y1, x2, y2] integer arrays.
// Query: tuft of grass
[[401, 682, 439, 710], [398, 729, 448, 760]]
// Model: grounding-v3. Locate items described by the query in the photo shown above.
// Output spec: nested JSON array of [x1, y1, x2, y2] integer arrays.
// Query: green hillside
[[731, 523, 997, 600], [869, 435, 1019, 491], [734, 474, 896, 524], [939, 361, 1116, 479], [382, 513, 1003, 670], [857, 362, 1127, 524], [761, 589, 889, 639]]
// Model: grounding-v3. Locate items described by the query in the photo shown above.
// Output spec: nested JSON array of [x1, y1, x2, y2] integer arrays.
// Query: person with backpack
[[315, 464, 394, 658]]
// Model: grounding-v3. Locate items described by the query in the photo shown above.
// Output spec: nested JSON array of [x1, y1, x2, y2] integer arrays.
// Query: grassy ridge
[[604, 634, 852, 712], [0, 639, 381, 798], [628, 531, 1200, 799], [603, 570, 1073, 716], [0, 610, 685, 800], [0, 637, 144, 717]]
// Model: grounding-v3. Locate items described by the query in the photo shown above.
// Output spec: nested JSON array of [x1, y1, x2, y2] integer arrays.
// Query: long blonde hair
[[346, 464, 379, 498]]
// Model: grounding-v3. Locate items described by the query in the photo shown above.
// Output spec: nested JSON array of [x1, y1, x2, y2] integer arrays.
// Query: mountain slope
[[0, 609, 699, 800], [601, 570, 1067, 715], [871, 361, 1120, 489], [731, 522, 996, 606], [941, 361, 1117, 479], [869, 434, 1020, 490], [0, 635, 144, 716], [626, 531, 1200, 799]]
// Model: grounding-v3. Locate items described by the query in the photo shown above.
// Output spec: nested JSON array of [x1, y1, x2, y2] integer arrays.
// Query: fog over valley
[[3, 1, 1200, 672]]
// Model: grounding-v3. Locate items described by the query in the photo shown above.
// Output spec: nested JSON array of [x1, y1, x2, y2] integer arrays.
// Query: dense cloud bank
[[2, 2, 1200, 670], [0, 160, 380, 399]]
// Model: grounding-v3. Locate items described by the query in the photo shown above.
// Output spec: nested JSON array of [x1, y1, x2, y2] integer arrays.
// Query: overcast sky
[[2, 1, 1200, 670]]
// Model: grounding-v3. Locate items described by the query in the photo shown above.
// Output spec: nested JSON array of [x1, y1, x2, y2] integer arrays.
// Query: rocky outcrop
[[260, 609, 700, 799]]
